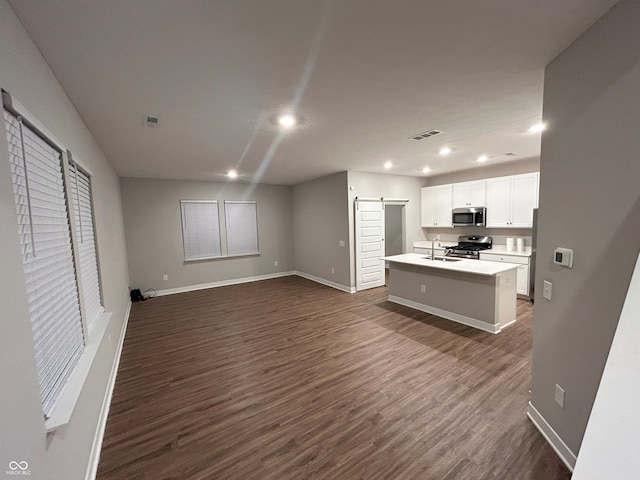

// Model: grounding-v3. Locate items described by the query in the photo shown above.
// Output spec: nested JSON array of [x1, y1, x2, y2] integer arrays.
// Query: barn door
[[355, 200, 385, 291]]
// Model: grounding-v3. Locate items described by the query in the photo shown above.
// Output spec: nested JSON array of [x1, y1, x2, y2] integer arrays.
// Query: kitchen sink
[[425, 256, 462, 262]]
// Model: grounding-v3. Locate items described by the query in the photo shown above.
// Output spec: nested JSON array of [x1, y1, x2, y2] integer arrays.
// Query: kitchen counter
[[383, 253, 518, 333], [382, 253, 520, 276]]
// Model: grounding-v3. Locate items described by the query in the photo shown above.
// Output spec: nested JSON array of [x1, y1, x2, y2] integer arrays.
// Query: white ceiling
[[9, 0, 617, 185]]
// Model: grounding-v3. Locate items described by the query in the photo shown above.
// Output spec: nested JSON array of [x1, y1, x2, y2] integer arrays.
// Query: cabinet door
[[485, 177, 511, 227], [452, 183, 470, 208], [516, 265, 529, 295], [421, 187, 438, 227], [469, 181, 486, 206], [452, 181, 485, 207], [435, 185, 453, 227], [511, 173, 539, 227]]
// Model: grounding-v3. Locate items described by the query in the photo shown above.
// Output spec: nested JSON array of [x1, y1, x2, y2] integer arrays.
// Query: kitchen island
[[382, 253, 519, 333]]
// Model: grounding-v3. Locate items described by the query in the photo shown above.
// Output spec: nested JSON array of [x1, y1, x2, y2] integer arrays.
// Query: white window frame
[[180, 200, 223, 261], [224, 200, 259, 257], [2, 89, 111, 431], [68, 153, 104, 335]]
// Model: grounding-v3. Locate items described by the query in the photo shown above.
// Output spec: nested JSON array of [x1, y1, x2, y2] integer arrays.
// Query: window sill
[[184, 252, 260, 263], [44, 311, 112, 432]]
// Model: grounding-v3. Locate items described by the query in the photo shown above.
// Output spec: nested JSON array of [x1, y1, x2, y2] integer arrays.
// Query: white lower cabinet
[[479, 252, 530, 296]]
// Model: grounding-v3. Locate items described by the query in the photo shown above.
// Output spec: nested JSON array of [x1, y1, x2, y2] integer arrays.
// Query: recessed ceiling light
[[439, 147, 452, 156], [422, 167, 431, 173], [278, 114, 297, 129], [528, 123, 546, 133], [384, 161, 393, 169], [477, 155, 488, 163], [227, 169, 238, 179]]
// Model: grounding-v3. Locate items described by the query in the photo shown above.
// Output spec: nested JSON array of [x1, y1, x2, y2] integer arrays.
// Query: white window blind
[[68, 160, 103, 332], [181, 200, 222, 260], [4, 110, 85, 418], [224, 201, 259, 256]]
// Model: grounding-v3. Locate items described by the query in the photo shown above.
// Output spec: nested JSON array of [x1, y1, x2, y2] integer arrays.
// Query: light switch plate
[[543, 280, 552, 301]]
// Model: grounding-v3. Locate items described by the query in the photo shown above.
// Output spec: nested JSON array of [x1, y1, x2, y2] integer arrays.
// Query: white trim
[[499, 318, 517, 330], [526, 402, 577, 472], [387, 295, 502, 334], [44, 311, 113, 432], [155, 271, 296, 296], [3, 93, 66, 151], [295, 271, 356, 293], [84, 301, 131, 480]]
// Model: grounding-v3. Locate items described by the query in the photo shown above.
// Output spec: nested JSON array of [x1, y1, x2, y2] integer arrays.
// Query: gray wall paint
[[0, 1, 130, 478], [425, 157, 540, 186], [347, 171, 426, 286], [385, 205, 404, 256], [121, 177, 294, 291], [292, 172, 351, 288], [531, 0, 640, 455]]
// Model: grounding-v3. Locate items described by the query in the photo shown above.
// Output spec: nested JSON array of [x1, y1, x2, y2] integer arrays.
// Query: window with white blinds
[[180, 200, 222, 260], [68, 160, 103, 332], [4, 110, 85, 418], [224, 201, 259, 256]]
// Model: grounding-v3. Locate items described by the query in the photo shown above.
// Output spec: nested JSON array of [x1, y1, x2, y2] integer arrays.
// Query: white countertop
[[483, 245, 532, 257], [383, 253, 520, 276], [413, 241, 532, 257]]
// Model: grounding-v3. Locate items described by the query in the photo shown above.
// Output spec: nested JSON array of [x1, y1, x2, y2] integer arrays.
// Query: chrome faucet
[[431, 236, 440, 260]]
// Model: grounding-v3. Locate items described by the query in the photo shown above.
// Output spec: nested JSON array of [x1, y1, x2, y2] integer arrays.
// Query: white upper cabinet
[[452, 180, 486, 208], [486, 172, 539, 227], [421, 185, 453, 227]]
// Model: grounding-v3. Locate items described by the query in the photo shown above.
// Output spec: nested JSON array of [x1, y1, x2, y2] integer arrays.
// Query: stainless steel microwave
[[452, 207, 486, 227]]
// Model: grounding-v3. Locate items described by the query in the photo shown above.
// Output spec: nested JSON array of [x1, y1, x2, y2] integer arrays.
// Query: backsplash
[[422, 226, 533, 246]]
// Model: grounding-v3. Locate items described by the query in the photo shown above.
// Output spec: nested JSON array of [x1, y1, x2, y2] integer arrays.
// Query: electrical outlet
[[543, 280, 552, 301], [163, 274, 168, 281], [339, 240, 345, 247], [420, 284, 426, 293], [331, 267, 335, 274], [274, 260, 278, 267], [555, 384, 565, 408]]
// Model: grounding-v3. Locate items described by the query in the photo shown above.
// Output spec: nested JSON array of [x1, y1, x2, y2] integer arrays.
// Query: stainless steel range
[[445, 235, 492, 260]]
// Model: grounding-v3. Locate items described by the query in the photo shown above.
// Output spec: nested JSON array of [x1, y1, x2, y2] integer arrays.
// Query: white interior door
[[355, 200, 385, 291]]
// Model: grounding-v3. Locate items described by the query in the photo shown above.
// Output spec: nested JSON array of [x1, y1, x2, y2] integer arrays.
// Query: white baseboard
[[295, 271, 355, 293], [387, 295, 501, 334], [154, 271, 296, 296], [85, 301, 132, 480], [527, 402, 577, 472]]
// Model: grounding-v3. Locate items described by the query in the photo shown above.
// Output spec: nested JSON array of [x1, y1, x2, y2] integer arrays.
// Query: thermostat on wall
[[554, 247, 574, 268]]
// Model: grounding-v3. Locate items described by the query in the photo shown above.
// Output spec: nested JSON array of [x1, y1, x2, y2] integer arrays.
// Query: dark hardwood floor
[[97, 276, 571, 480]]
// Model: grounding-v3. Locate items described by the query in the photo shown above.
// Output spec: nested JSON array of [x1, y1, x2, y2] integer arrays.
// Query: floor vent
[[410, 129, 442, 141]]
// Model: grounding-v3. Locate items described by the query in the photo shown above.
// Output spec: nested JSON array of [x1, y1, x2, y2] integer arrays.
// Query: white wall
[[0, 1, 130, 479], [121, 177, 294, 291], [292, 172, 351, 290], [531, 0, 640, 458]]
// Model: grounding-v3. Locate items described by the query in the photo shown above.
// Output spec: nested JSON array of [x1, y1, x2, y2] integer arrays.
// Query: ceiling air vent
[[410, 129, 442, 141]]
